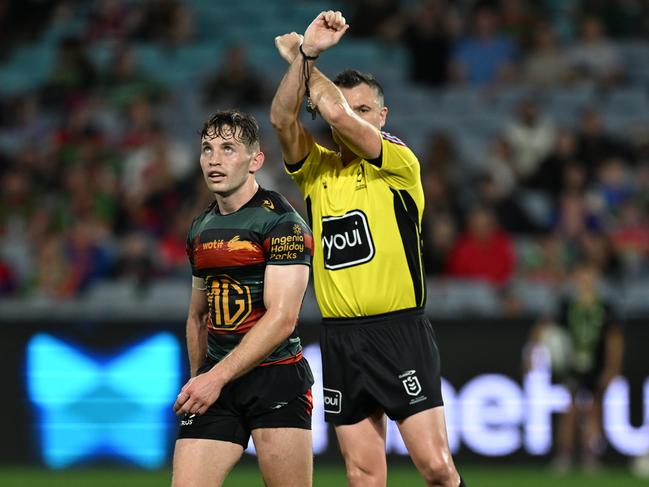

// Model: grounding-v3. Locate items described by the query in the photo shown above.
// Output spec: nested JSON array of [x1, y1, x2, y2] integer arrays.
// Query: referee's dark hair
[[201, 109, 260, 150], [334, 69, 385, 106]]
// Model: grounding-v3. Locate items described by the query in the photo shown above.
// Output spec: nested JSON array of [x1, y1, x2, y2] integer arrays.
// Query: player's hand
[[173, 371, 224, 416], [302, 10, 349, 58], [275, 32, 303, 64]]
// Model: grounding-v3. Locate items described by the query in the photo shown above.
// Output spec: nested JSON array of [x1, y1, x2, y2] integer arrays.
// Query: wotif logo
[[321, 210, 374, 270]]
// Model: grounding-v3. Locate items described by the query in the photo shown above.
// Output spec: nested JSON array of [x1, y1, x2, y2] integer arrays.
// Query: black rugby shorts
[[320, 308, 444, 425], [177, 357, 313, 447]]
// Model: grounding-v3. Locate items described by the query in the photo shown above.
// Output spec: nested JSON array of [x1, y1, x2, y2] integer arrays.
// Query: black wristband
[[299, 44, 319, 60]]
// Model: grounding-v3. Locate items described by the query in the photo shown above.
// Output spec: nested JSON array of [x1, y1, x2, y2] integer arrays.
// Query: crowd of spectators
[[1, 0, 648, 313]]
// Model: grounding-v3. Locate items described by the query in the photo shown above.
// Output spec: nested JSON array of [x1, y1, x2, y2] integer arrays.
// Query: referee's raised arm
[[299, 12, 384, 161], [270, 32, 314, 165]]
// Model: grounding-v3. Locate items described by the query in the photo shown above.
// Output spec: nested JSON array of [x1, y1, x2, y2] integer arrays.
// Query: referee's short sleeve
[[284, 143, 332, 196], [368, 135, 421, 189]]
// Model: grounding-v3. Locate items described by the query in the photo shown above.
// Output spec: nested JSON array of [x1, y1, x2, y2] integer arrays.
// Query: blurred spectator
[[445, 206, 515, 286], [584, 0, 649, 38], [542, 0, 582, 41], [485, 136, 517, 197], [110, 232, 156, 288], [499, 0, 540, 49], [29, 222, 112, 298], [422, 212, 457, 275], [504, 98, 556, 182], [523, 24, 571, 87], [567, 16, 623, 86], [42, 36, 99, 107], [422, 131, 465, 190], [526, 263, 624, 473], [579, 231, 620, 278], [477, 173, 542, 234], [422, 168, 462, 221], [120, 96, 155, 148], [86, 0, 131, 41], [576, 107, 634, 179], [0, 94, 51, 157], [399, 0, 457, 87], [203, 44, 268, 108], [450, 6, 518, 88], [550, 190, 623, 277], [131, 0, 194, 46], [31, 233, 72, 298], [158, 211, 191, 276], [348, 0, 401, 39], [101, 45, 164, 108], [2, 165, 40, 219], [590, 157, 634, 217], [609, 200, 649, 277], [166, 1, 195, 46], [517, 234, 569, 284], [0, 257, 16, 294], [121, 123, 193, 234], [528, 129, 585, 197], [552, 191, 601, 241]]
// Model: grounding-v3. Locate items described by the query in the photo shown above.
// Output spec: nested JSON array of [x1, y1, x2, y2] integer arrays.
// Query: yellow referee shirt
[[286, 132, 425, 318]]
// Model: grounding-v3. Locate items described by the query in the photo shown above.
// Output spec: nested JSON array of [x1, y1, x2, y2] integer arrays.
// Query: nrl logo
[[399, 370, 422, 397]]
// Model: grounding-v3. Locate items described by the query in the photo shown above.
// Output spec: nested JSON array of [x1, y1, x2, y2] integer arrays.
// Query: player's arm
[[270, 33, 315, 164], [186, 280, 209, 377], [173, 264, 309, 416], [300, 11, 383, 160]]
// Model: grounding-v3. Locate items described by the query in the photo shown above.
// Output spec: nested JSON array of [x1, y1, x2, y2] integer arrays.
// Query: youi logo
[[321, 210, 375, 270], [323, 388, 342, 414]]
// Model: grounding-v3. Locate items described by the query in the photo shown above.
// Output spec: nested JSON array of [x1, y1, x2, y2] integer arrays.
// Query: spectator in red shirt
[[445, 206, 515, 286]]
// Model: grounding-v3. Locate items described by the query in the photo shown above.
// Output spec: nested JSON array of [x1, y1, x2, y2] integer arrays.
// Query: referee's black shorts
[[320, 308, 444, 425]]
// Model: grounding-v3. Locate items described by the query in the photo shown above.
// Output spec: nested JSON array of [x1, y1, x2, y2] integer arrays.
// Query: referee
[[271, 11, 466, 487]]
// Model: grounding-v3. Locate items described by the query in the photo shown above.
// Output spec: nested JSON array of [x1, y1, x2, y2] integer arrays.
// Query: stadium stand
[[1, 0, 648, 319]]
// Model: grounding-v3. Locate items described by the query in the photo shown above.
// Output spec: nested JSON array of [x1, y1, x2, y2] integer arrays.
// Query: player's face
[[339, 83, 387, 130], [574, 267, 598, 295], [199, 127, 263, 197]]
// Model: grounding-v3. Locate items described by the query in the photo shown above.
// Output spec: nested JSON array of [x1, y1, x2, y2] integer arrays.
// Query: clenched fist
[[275, 32, 303, 64], [302, 10, 349, 58]]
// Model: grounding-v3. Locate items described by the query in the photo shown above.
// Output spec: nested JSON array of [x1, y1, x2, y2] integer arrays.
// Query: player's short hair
[[201, 110, 260, 150], [334, 69, 384, 106]]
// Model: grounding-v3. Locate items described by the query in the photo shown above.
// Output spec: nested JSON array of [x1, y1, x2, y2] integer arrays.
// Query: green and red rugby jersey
[[186, 187, 314, 366]]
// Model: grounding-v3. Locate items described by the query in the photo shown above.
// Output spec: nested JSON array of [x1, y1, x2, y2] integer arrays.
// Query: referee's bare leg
[[398, 406, 462, 487], [336, 407, 464, 487], [335, 410, 388, 487]]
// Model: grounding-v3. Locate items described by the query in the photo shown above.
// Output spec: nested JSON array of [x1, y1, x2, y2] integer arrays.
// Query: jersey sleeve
[[366, 134, 421, 189], [263, 213, 314, 266], [284, 143, 333, 196], [186, 222, 199, 277]]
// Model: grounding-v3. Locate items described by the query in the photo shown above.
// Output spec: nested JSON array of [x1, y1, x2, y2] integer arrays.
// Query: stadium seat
[[620, 281, 649, 318], [508, 279, 558, 316], [426, 279, 500, 317]]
